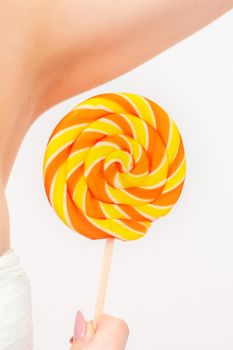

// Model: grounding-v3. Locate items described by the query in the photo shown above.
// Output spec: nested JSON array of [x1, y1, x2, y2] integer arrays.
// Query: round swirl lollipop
[[43, 92, 186, 328], [43, 92, 186, 241]]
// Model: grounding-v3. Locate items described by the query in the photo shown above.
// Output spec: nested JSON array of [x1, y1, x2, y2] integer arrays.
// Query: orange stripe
[[86, 191, 105, 218], [105, 113, 134, 137], [120, 204, 152, 221], [70, 131, 105, 153], [119, 219, 148, 233], [148, 127, 166, 172], [168, 137, 185, 177], [104, 135, 130, 151], [132, 150, 148, 175], [48, 109, 110, 142], [44, 146, 71, 200], [86, 162, 112, 203], [126, 186, 164, 200], [98, 93, 136, 115], [66, 192, 111, 240], [146, 98, 170, 145], [67, 166, 83, 198], [104, 164, 118, 187], [153, 181, 185, 206]]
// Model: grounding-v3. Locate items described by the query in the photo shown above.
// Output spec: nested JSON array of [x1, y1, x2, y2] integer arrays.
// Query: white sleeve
[[0, 249, 33, 350]]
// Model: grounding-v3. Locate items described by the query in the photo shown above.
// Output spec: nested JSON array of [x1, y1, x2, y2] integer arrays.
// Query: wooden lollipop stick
[[93, 238, 114, 329]]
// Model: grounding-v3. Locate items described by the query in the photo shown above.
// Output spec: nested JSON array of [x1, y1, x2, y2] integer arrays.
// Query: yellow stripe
[[118, 93, 156, 128], [123, 114, 148, 149], [72, 97, 128, 114], [107, 185, 150, 205], [141, 156, 168, 188], [66, 148, 89, 179], [100, 202, 129, 219], [120, 135, 142, 162], [137, 203, 172, 218], [73, 174, 87, 212], [86, 119, 121, 135], [44, 125, 86, 170], [84, 145, 117, 176], [90, 217, 145, 240], [51, 163, 69, 226], [166, 120, 180, 164], [105, 150, 132, 173], [119, 172, 147, 187], [163, 159, 186, 193]]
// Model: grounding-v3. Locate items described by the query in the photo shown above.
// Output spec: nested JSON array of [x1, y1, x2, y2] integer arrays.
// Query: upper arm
[[36, 0, 233, 111]]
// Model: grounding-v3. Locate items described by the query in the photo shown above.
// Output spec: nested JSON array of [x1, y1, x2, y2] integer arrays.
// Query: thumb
[[88, 314, 129, 350], [69, 311, 94, 350], [69, 313, 129, 350]]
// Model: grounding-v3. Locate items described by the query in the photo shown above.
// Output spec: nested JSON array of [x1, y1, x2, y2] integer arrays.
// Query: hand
[[69, 312, 129, 350]]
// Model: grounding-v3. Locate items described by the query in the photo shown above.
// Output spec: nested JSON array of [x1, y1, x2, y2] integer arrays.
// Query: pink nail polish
[[74, 311, 87, 340]]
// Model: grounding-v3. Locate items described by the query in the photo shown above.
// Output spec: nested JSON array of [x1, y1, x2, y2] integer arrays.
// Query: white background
[[6, 10, 233, 350]]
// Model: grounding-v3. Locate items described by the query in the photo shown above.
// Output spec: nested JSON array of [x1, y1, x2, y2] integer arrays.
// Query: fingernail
[[74, 310, 87, 341]]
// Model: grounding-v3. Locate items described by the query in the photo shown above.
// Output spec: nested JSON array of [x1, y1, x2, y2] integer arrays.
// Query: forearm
[[0, 183, 10, 255]]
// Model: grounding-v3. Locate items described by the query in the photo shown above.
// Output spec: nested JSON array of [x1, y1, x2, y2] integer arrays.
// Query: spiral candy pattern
[[43, 92, 186, 240]]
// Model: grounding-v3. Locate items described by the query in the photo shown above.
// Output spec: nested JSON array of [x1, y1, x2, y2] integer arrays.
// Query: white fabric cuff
[[0, 249, 33, 350]]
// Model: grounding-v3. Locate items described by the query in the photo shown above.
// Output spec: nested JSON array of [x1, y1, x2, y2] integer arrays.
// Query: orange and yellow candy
[[43, 92, 186, 240]]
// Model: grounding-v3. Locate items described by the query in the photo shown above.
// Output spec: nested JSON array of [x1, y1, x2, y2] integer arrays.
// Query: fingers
[[69, 313, 129, 350], [88, 314, 129, 350], [70, 321, 95, 350]]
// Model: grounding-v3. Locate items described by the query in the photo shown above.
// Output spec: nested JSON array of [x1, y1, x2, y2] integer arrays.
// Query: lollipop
[[43, 92, 186, 325]]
